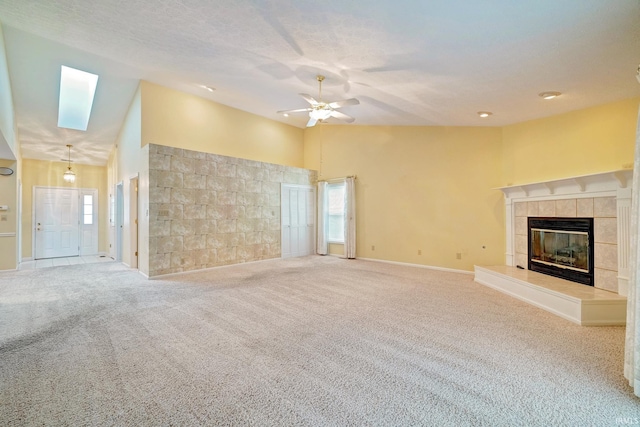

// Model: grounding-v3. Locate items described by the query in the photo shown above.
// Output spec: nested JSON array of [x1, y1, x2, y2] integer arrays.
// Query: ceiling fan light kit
[[278, 75, 360, 127]]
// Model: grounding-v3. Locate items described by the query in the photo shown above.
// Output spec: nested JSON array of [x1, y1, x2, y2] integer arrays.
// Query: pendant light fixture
[[63, 144, 76, 183]]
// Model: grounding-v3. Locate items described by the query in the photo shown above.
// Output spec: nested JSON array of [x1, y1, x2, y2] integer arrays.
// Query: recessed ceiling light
[[203, 86, 215, 92], [539, 91, 561, 100], [477, 111, 492, 118], [283, 113, 289, 117], [58, 65, 99, 131]]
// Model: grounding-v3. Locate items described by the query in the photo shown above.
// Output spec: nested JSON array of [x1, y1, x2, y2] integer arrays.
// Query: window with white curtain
[[327, 182, 345, 243]]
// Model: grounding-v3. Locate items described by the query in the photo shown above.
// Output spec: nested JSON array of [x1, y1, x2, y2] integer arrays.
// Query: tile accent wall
[[514, 197, 618, 292], [148, 144, 317, 277]]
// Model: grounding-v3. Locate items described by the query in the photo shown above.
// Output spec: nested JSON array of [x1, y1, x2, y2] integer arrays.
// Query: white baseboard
[[149, 255, 472, 280], [149, 257, 282, 280], [357, 257, 473, 275]]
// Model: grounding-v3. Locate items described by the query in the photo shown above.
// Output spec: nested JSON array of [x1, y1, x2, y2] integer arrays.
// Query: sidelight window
[[83, 194, 93, 225], [327, 182, 345, 243]]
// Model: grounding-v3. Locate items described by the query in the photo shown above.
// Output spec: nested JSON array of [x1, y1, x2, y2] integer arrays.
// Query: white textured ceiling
[[0, 0, 639, 165]]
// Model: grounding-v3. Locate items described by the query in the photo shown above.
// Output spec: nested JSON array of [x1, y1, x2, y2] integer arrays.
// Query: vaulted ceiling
[[1, 0, 639, 165]]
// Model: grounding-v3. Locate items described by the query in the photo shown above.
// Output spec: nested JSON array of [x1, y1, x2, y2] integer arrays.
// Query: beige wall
[[140, 81, 305, 168], [110, 86, 146, 270], [0, 23, 18, 160], [109, 81, 311, 275], [106, 86, 640, 275], [501, 98, 639, 186], [21, 159, 108, 258], [0, 159, 17, 269], [0, 24, 19, 270], [304, 125, 505, 271]]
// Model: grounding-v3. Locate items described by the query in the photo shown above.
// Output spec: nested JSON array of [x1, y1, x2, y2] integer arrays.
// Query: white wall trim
[[496, 169, 632, 200], [0, 232, 16, 237], [149, 257, 282, 280]]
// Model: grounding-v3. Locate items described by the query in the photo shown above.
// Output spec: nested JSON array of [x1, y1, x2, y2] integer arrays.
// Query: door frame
[[115, 182, 124, 262], [17, 179, 22, 262], [129, 175, 139, 269]]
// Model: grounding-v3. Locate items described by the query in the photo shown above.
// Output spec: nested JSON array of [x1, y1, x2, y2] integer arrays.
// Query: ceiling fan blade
[[299, 93, 319, 106], [306, 116, 318, 127], [329, 110, 355, 123], [328, 98, 360, 109], [277, 108, 312, 114]]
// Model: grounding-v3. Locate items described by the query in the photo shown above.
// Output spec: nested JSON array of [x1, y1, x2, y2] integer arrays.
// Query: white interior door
[[34, 187, 80, 259], [281, 185, 315, 258]]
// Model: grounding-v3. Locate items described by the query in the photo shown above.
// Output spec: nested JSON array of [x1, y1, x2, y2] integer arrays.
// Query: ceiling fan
[[277, 75, 360, 127]]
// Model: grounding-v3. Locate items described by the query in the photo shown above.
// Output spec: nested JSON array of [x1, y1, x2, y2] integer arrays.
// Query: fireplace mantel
[[495, 169, 632, 200], [497, 169, 634, 296]]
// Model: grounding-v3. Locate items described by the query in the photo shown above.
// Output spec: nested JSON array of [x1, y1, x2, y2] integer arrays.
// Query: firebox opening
[[528, 217, 594, 286]]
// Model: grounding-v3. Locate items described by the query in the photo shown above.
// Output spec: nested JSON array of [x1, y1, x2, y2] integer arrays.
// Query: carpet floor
[[0, 256, 637, 426]]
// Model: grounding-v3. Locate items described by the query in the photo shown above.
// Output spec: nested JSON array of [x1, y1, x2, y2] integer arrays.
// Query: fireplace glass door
[[530, 229, 589, 273]]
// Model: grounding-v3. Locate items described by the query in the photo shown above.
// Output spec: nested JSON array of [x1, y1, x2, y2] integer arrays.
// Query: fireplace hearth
[[528, 217, 594, 286]]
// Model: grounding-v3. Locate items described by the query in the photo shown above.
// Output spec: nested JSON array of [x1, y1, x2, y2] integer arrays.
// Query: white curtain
[[624, 104, 640, 397], [317, 181, 328, 255], [344, 176, 356, 259]]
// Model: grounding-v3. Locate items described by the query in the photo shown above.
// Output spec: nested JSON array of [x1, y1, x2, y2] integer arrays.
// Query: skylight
[[57, 65, 99, 131]]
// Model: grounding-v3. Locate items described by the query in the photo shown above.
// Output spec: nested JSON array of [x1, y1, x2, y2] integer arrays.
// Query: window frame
[[326, 181, 346, 244]]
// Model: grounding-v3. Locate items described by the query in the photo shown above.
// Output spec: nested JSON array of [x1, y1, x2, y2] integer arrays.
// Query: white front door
[[34, 187, 80, 259], [281, 184, 315, 258]]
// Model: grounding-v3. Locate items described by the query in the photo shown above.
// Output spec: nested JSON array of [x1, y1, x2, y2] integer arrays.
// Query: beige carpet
[[0, 256, 637, 426]]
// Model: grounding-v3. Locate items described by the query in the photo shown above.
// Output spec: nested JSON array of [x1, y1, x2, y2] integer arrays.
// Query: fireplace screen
[[530, 229, 589, 273], [528, 217, 594, 286]]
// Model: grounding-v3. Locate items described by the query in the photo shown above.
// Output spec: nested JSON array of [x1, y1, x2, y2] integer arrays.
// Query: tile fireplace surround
[[498, 169, 633, 297]]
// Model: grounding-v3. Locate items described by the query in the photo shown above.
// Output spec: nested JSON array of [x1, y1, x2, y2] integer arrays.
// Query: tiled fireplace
[[499, 169, 633, 296]]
